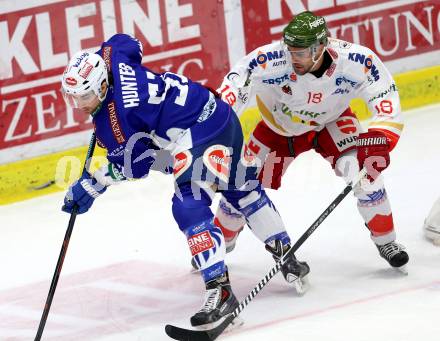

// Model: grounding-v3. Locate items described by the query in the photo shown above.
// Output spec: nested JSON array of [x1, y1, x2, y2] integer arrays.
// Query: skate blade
[[394, 265, 408, 275], [194, 315, 244, 333], [190, 267, 199, 274], [286, 274, 310, 295]]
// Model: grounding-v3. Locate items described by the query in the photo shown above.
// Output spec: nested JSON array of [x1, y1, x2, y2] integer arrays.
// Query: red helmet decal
[[65, 77, 77, 86]]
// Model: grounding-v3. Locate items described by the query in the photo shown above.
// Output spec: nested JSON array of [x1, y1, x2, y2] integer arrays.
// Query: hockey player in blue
[[61, 34, 309, 328]]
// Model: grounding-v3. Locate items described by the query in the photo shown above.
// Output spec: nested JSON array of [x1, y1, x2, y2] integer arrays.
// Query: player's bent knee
[[172, 183, 214, 231], [216, 197, 246, 232]]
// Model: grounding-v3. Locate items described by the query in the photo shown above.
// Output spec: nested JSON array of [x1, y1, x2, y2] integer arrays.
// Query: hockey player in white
[[424, 198, 440, 245], [215, 11, 409, 277]]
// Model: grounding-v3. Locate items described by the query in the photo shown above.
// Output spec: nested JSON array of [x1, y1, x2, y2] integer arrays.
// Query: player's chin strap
[[310, 43, 327, 72]]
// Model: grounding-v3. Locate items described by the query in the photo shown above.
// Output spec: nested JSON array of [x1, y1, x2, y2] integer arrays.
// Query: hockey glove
[[356, 130, 390, 181], [62, 172, 108, 214], [93, 162, 126, 186]]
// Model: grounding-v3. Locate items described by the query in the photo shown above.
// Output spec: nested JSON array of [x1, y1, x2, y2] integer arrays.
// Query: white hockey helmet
[[61, 51, 108, 110]]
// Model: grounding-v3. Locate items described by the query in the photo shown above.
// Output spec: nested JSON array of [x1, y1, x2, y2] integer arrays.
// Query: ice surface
[[1, 104, 440, 341]]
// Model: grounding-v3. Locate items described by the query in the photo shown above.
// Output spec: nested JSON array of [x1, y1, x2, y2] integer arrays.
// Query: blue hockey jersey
[[93, 34, 231, 178]]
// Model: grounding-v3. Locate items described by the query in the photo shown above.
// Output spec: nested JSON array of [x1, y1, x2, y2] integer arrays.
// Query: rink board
[[1, 64, 440, 205]]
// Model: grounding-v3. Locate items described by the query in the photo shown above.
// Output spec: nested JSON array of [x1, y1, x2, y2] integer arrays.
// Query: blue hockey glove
[[62, 172, 107, 214]]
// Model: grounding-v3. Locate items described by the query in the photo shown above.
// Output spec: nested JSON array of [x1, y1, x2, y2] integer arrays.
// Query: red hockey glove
[[356, 130, 390, 181]]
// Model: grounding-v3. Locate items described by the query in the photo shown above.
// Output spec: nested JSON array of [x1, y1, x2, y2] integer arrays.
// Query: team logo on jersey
[[187, 231, 215, 256], [107, 101, 126, 143], [173, 150, 192, 179], [282, 85, 292, 95], [203, 145, 231, 183], [289, 73, 297, 82], [248, 50, 284, 70], [348, 53, 380, 81]]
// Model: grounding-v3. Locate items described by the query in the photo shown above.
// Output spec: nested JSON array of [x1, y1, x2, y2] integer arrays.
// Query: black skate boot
[[190, 272, 242, 329], [376, 241, 409, 274], [191, 257, 199, 272], [266, 240, 310, 295]]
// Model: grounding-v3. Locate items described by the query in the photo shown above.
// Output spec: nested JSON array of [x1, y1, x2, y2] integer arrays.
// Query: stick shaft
[[34, 134, 96, 341]]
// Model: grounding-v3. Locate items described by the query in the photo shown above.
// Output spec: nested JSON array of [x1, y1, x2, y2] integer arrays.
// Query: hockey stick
[[34, 134, 96, 341], [165, 168, 368, 341]]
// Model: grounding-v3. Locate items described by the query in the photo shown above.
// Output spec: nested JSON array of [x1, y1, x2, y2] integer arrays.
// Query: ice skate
[[424, 219, 440, 246], [266, 240, 310, 295], [376, 241, 409, 274], [190, 272, 243, 331]]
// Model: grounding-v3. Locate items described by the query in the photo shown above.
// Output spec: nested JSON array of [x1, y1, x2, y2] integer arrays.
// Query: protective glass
[[286, 46, 313, 59]]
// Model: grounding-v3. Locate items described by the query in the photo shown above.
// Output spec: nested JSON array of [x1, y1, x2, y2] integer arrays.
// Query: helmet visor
[[287, 46, 313, 59], [62, 88, 98, 109], [282, 40, 321, 60]]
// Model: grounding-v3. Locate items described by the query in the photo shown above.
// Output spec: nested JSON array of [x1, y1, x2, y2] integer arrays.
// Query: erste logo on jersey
[[262, 73, 289, 85], [188, 231, 215, 256], [173, 150, 192, 179], [203, 145, 231, 183], [348, 53, 380, 81], [248, 50, 284, 70]]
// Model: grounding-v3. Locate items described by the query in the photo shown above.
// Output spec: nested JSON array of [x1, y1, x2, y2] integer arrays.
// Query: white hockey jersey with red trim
[[218, 38, 403, 149]]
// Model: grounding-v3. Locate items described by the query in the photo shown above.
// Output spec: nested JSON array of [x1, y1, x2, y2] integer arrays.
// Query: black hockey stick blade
[[165, 314, 235, 341]]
